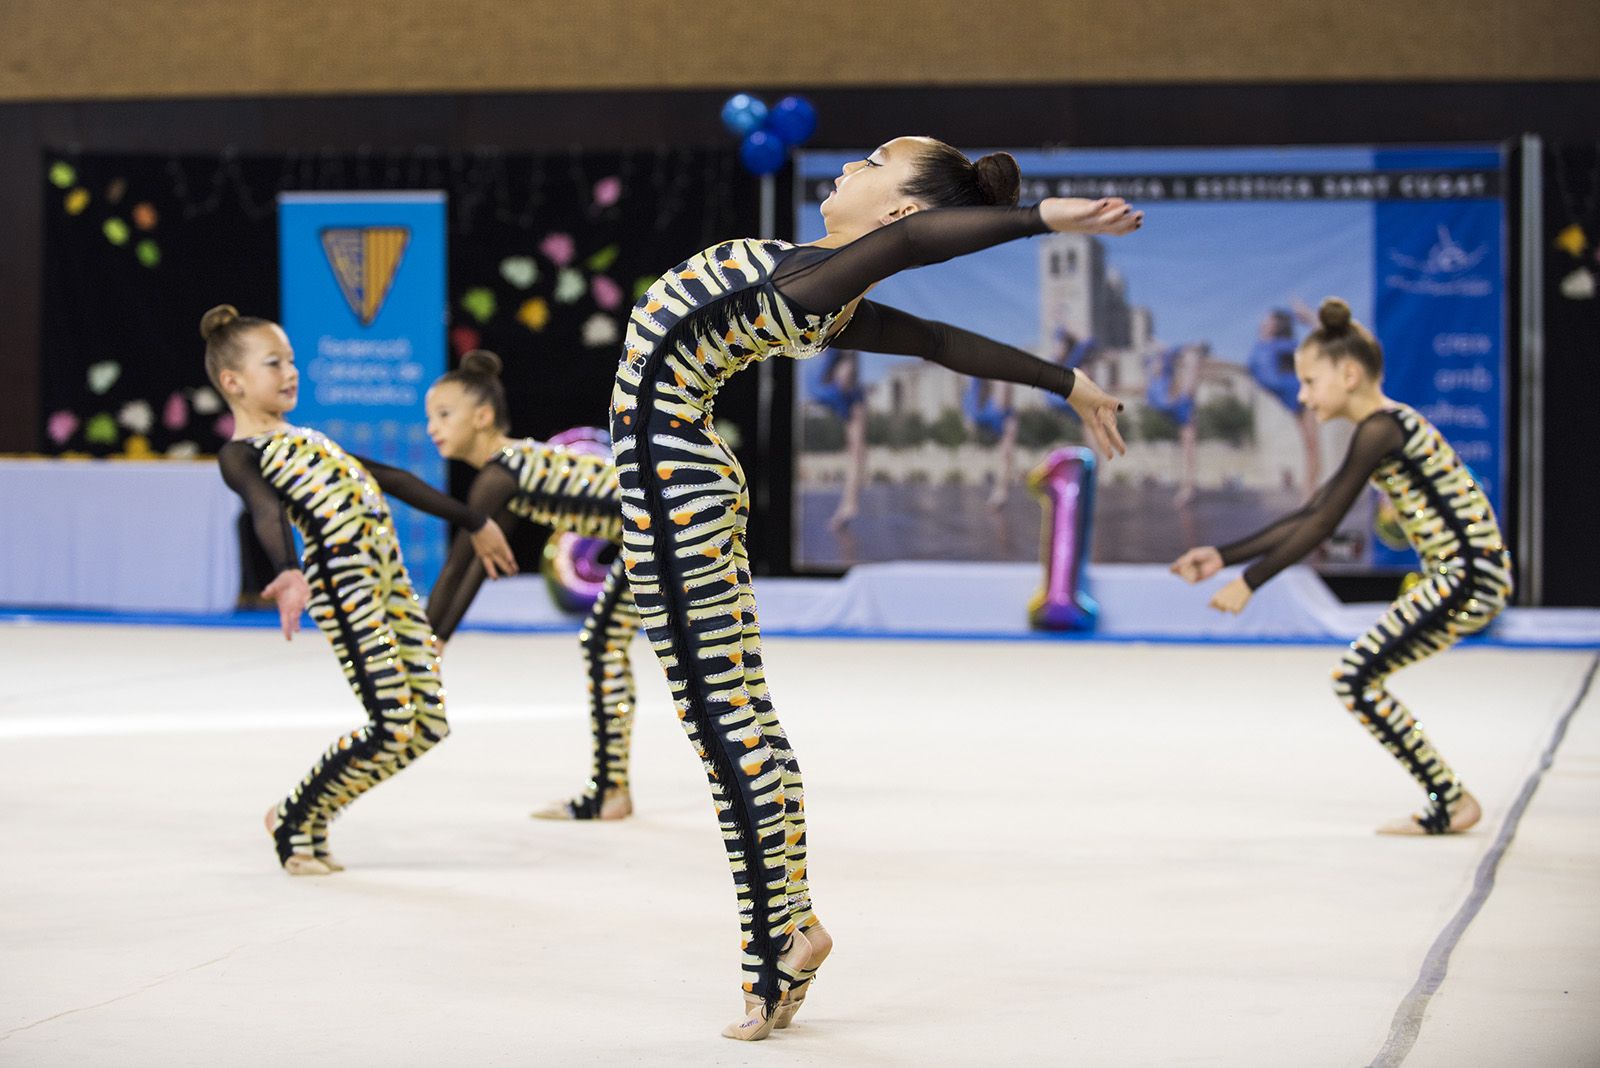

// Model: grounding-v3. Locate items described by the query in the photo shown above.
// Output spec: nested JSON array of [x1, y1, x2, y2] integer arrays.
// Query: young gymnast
[[421, 350, 640, 821], [612, 136, 1139, 1040], [205, 305, 516, 874], [1171, 298, 1513, 836]]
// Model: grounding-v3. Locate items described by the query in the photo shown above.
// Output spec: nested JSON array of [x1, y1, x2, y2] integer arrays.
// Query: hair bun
[[200, 304, 240, 341], [1317, 297, 1353, 334], [460, 349, 504, 377], [973, 152, 1021, 207]]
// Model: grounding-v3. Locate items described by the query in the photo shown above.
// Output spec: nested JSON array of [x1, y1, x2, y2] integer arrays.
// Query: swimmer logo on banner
[[279, 192, 448, 590]]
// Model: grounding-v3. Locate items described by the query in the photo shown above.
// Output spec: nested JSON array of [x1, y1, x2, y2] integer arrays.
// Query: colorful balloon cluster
[[1027, 447, 1100, 631], [720, 93, 819, 176], [540, 427, 617, 613]]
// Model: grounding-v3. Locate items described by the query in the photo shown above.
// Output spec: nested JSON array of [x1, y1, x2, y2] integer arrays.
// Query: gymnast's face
[[425, 380, 493, 461], [1294, 344, 1362, 422], [819, 136, 929, 235], [220, 324, 298, 416]]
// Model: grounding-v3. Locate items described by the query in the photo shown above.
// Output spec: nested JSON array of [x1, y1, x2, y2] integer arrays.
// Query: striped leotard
[[426, 439, 639, 819], [1220, 403, 1512, 832], [220, 426, 487, 867], [609, 206, 1083, 1008]]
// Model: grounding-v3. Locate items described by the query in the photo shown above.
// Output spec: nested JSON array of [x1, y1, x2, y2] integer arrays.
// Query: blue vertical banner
[[278, 192, 448, 590], [1372, 149, 1506, 567]]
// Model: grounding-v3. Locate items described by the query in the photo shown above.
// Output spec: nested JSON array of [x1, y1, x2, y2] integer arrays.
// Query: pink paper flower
[[590, 275, 622, 310], [47, 410, 79, 445], [593, 176, 622, 208], [214, 413, 235, 439], [540, 232, 575, 267], [163, 391, 189, 430]]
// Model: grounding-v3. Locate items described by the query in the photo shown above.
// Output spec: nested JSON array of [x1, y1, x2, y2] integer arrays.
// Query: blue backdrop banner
[[791, 145, 1508, 574], [278, 191, 449, 590]]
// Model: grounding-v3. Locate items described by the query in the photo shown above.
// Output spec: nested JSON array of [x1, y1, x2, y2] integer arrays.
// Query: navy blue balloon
[[720, 93, 769, 137], [766, 95, 818, 146], [739, 130, 787, 175]]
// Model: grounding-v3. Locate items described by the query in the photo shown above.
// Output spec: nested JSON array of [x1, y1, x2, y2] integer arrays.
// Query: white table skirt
[[0, 459, 240, 613]]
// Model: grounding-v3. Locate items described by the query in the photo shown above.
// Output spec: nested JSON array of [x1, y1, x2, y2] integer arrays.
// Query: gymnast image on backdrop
[[611, 135, 1140, 1040], [1171, 298, 1514, 836], [205, 306, 516, 874], [420, 350, 642, 821]]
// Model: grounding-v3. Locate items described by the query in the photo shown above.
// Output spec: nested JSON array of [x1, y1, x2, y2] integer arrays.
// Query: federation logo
[[320, 226, 411, 325], [1384, 225, 1492, 298], [1387, 225, 1489, 275]]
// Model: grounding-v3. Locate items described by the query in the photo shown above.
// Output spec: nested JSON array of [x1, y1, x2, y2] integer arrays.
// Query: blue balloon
[[720, 93, 769, 137], [739, 130, 787, 176], [766, 95, 818, 146]]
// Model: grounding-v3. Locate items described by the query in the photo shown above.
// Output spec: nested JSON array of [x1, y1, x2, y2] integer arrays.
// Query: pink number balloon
[[1027, 446, 1099, 631]]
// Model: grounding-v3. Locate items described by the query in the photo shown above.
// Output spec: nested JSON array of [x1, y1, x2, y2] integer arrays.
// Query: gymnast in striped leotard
[[204, 306, 516, 875], [421, 350, 641, 821], [1173, 297, 1513, 836], [611, 137, 1141, 1040]]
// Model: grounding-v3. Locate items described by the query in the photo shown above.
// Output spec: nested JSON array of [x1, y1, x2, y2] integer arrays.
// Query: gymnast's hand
[[1039, 197, 1144, 237], [1066, 369, 1128, 460], [1209, 576, 1253, 615], [1170, 546, 1223, 584], [470, 518, 519, 579], [261, 569, 311, 640]]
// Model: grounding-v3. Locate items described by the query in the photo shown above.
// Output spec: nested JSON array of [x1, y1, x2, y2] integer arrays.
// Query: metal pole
[[1517, 134, 1544, 605], [755, 172, 777, 526]]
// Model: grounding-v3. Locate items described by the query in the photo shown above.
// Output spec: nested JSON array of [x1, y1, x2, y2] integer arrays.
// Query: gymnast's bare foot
[[1377, 790, 1481, 836], [721, 927, 818, 1042], [530, 787, 633, 821], [265, 804, 335, 876]]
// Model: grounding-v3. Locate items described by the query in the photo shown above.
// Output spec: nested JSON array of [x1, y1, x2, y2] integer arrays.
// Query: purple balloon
[[720, 93, 769, 137], [765, 95, 818, 146], [740, 129, 787, 176]]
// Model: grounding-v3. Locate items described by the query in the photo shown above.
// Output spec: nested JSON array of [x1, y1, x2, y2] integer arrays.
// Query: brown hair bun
[[460, 349, 504, 377], [1317, 297, 1353, 335], [200, 304, 240, 342], [973, 152, 1021, 207]]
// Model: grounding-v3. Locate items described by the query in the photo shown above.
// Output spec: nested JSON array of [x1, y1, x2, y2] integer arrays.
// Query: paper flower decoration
[[500, 256, 538, 288], [590, 275, 622, 310], [163, 391, 189, 430], [191, 387, 223, 415], [517, 297, 551, 332], [539, 233, 575, 267], [585, 244, 620, 272], [581, 314, 620, 348], [85, 413, 119, 445], [554, 268, 586, 304], [47, 410, 79, 446], [87, 361, 121, 394], [118, 399, 154, 433], [461, 287, 497, 323]]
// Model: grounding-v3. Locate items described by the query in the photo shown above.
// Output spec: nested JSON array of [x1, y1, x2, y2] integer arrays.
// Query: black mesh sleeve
[[357, 456, 488, 531], [828, 300, 1074, 398], [1219, 411, 1405, 590], [423, 462, 523, 642], [771, 204, 1047, 316], [218, 440, 299, 575]]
